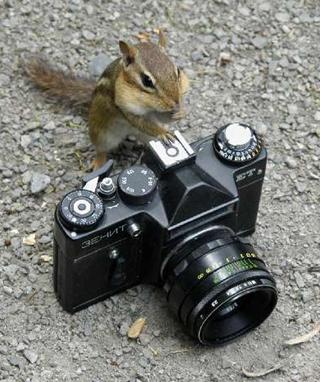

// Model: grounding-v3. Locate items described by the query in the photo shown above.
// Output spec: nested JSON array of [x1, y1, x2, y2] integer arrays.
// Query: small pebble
[[288, 104, 298, 115], [43, 121, 55, 131], [251, 36, 268, 49], [82, 30, 95, 41], [89, 53, 112, 77], [275, 12, 290, 23], [3, 285, 13, 295], [23, 349, 38, 364], [7, 355, 23, 368], [294, 272, 305, 288], [314, 111, 320, 121], [20, 135, 32, 148], [30, 173, 51, 194], [219, 52, 231, 66], [285, 157, 297, 169]]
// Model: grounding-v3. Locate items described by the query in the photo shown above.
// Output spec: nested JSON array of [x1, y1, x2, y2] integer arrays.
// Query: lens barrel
[[161, 226, 277, 345]]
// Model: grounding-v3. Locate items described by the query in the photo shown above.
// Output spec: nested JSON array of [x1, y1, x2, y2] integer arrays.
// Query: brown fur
[[25, 34, 189, 169], [89, 93, 117, 146], [89, 59, 120, 147], [25, 56, 95, 105], [138, 42, 178, 99], [114, 42, 189, 117]]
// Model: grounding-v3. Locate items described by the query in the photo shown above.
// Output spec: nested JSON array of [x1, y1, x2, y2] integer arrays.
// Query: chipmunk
[[25, 31, 189, 169]]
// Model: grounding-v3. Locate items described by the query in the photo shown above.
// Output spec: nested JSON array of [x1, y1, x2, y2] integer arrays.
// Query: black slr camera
[[54, 123, 277, 345]]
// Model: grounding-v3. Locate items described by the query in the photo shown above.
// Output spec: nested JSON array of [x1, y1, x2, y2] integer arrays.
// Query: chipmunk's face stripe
[[116, 41, 189, 117], [97, 77, 110, 87], [94, 77, 111, 96]]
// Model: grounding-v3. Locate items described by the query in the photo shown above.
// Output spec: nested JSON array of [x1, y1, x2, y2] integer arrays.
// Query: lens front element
[[161, 226, 277, 345]]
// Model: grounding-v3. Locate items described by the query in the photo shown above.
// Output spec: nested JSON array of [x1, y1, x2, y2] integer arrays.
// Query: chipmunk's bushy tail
[[24, 56, 96, 106]]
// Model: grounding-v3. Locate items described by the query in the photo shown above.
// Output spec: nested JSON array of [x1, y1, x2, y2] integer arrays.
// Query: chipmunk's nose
[[171, 102, 186, 120], [172, 102, 181, 113]]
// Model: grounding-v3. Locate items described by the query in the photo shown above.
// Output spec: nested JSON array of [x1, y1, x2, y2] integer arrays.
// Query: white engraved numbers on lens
[[60, 189, 104, 231], [118, 165, 158, 205]]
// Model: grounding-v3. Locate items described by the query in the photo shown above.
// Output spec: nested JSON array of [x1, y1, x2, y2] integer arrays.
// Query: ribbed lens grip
[[162, 226, 277, 345]]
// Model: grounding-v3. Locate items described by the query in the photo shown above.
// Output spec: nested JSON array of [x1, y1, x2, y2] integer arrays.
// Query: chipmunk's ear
[[119, 41, 136, 66], [158, 30, 167, 49]]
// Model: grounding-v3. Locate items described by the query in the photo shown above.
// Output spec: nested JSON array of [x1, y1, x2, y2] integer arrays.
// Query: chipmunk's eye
[[177, 67, 181, 78], [141, 73, 155, 89]]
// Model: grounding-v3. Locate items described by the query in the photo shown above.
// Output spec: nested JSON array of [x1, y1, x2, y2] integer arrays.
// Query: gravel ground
[[1, 0, 320, 381]]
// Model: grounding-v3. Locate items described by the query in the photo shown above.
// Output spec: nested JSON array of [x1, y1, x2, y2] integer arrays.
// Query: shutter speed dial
[[214, 123, 263, 164], [59, 189, 104, 231], [118, 165, 158, 205]]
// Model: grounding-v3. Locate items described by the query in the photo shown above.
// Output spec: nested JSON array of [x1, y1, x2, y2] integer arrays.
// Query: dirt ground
[[0, 0, 320, 381]]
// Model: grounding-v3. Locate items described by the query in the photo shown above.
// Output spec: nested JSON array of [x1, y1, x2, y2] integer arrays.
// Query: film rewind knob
[[58, 161, 114, 231], [59, 189, 104, 231]]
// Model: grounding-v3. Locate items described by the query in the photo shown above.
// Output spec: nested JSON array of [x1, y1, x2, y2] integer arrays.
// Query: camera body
[[54, 123, 267, 314]]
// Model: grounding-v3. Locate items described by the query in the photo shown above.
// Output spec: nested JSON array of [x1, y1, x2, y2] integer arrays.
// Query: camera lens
[[161, 226, 277, 345]]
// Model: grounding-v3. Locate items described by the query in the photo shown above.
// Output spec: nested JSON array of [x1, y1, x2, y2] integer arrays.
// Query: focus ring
[[164, 237, 235, 289], [161, 225, 234, 281], [161, 226, 278, 345], [167, 243, 265, 317]]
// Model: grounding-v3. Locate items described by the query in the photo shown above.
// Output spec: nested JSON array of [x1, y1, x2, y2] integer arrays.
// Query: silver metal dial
[[59, 189, 104, 231], [223, 123, 253, 150], [214, 123, 263, 164]]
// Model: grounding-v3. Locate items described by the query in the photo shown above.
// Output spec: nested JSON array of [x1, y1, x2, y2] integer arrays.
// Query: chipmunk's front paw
[[158, 130, 175, 145], [90, 152, 107, 171]]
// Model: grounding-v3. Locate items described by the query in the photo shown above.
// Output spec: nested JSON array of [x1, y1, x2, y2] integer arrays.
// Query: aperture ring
[[164, 236, 236, 289], [167, 249, 265, 317], [161, 225, 234, 280], [165, 239, 259, 295]]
